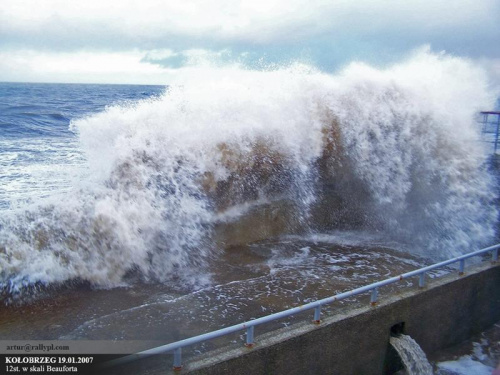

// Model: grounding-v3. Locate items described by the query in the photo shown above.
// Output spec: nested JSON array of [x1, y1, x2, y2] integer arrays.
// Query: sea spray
[[0, 49, 497, 297]]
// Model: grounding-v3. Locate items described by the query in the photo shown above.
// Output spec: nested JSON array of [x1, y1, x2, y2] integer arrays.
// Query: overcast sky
[[1, 0, 499, 85]]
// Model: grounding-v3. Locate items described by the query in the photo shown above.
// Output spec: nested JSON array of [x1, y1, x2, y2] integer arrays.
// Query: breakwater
[[167, 261, 500, 375]]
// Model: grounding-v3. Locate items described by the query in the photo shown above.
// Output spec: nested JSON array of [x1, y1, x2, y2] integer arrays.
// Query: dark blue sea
[[0, 82, 165, 209]]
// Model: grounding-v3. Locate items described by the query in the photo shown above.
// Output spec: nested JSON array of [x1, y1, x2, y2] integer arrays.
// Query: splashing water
[[0, 48, 498, 297], [390, 334, 434, 375]]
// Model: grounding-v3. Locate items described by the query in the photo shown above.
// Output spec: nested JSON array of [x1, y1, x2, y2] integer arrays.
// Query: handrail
[[480, 111, 500, 152], [103, 243, 500, 371]]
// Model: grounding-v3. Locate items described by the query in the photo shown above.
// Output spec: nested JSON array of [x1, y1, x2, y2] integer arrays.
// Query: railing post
[[496, 115, 500, 153], [370, 288, 378, 306], [313, 305, 321, 324], [482, 113, 488, 134], [173, 348, 182, 371], [493, 248, 498, 263], [459, 259, 465, 275], [245, 326, 254, 348], [419, 272, 426, 288]]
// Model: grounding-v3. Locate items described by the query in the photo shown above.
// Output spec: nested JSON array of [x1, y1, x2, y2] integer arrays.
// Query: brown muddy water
[[0, 231, 453, 361]]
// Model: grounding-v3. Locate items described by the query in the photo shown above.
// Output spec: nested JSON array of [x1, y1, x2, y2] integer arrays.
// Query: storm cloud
[[1, 0, 499, 84]]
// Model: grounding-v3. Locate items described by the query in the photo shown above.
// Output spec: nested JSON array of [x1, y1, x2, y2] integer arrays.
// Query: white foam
[[0, 48, 497, 294], [437, 355, 494, 375]]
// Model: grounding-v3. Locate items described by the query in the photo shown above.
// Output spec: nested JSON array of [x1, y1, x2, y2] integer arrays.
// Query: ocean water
[[0, 82, 164, 210], [0, 49, 498, 301]]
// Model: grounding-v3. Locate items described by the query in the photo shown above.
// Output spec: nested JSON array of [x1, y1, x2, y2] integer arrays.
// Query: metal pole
[[370, 288, 378, 306], [173, 348, 182, 371], [495, 114, 500, 153], [482, 113, 488, 134], [493, 248, 498, 263], [459, 259, 465, 275], [313, 305, 321, 324], [419, 272, 426, 288], [245, 326, 254, 348]]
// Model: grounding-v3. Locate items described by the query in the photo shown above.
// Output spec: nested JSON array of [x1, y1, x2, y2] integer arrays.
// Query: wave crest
[[1, 49, 497, 297]]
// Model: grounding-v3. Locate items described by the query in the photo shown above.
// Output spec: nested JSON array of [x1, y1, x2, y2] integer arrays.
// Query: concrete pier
[[164, 261, 500, 375]]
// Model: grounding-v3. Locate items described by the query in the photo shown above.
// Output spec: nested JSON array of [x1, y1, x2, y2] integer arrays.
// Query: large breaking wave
[[0, 48, 498, 296]]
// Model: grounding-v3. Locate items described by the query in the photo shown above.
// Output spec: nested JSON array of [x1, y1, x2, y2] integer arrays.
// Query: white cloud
[[143, 49, 177, 61], [1, 0, 498, 84], [1, 0, 498, 46], [0, 48, 252, 84], [0, 50, 175, 84], [142, 48, 233, 66]]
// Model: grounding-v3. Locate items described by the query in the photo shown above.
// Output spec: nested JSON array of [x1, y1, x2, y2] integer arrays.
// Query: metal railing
[[104, 243, 500, 371], [480, 111, 500, 153]]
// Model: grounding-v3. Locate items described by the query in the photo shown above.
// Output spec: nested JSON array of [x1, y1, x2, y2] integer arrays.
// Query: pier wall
[[179, 262, 500, 375]]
